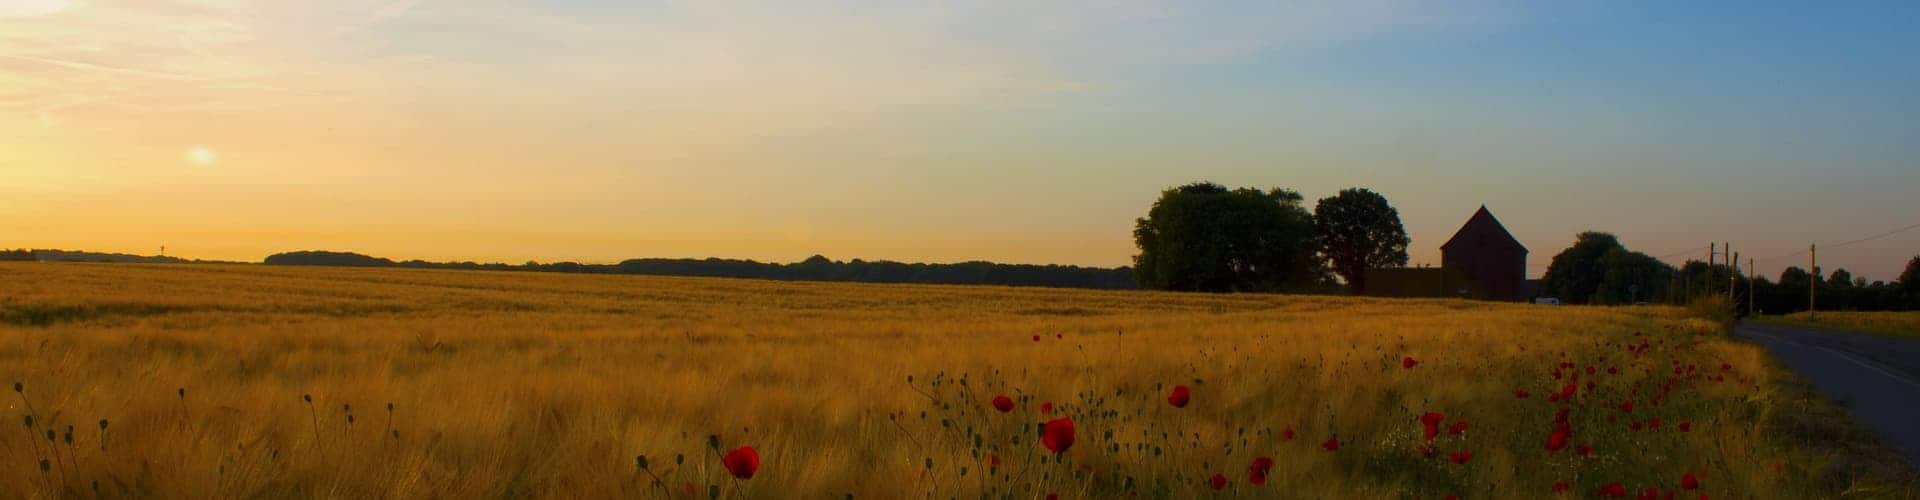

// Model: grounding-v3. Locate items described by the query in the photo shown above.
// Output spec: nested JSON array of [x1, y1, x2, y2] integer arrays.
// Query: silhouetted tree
[[1592, 247, 1674, 305], [1903, 255, 1920, 305], [1133, 182, 1328, 292], [1827, 268, 1854, 288], [1312, 188, 1410, 294], [1540, 232, 1623, 304]]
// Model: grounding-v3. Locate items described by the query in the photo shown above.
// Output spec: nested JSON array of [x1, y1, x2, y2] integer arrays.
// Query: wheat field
[[0, 262, 1891, 498]]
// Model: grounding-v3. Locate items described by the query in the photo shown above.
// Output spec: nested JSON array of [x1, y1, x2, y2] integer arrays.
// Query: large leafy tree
[[1312, 188, 1410, 294], [1539, 232, 1623, 304], [1828, 268, 1855, 288], [1592, 247, 1675, 305], [1901, 255, 1920, 303], [1133, 182, 1328, 292]]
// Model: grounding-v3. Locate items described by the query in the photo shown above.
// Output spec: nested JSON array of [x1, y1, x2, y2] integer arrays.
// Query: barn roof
[[1441, 206, 1527, 253]]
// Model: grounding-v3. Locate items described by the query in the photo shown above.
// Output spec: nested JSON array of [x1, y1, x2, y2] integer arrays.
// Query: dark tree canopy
[[1313, 188, 1410, 293], [1902, 255, 1920, 296], [1779, 266, 1813, 289], [1539, 232, 1624, 304], [1827, 268, 1854, 288], [1592, 247, 1673, 304], [1133, 182, 1328, 292]]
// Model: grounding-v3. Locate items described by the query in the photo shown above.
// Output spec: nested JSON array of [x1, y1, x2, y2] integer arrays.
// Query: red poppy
[[1575, 445, 1594, 457], [1281, 427, 1295, 441], [1032, 335, 1041, 342], [1553, 481, 1571, 494], [1041, 417, 1076, 454], [1248, 456, 1274, 485], [1321, 436, 1340, 451], [1040, 401, 1054, 415], [1516, 389, 1531, 399], [1618, 400, 1635, 413], [991, 395, 1015, 413], [1720, 363, 1732, 371], [1648, 418, 1663, 430], [1681, 472, 1699, 490], [985, 453, 999, 468], [1209, 472, 1228, 490], [721, 446, 760, 479], [1637, 487, 1664, 500], [1046, 494, 1058, 500], [1608, 367, 1620, 375], [1598, 482, 1627, 497], [1421, 412, 1446, 441], [1167, 385, 1191, 408], [1448, 421, 1468, 436], [1546, 425, 1571, 453], [1679, 421, 1693, 432], [1448, 449, 1473, 464], [1055, 334, 1063, 339], [1402, 357, 1419, 369]]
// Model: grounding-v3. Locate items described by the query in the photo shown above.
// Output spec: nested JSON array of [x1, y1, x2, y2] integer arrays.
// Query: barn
[[1363, 206, 1530, 301]]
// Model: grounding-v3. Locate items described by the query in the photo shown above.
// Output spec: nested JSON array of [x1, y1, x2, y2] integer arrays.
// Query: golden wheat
[[0, 262, 1881, 498]]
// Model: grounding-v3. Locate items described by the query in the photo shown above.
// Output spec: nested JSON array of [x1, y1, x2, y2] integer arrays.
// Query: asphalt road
[[1734, 322, 1920, 467]]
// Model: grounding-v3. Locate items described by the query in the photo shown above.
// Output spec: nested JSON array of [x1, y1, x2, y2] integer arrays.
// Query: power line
[[1753, 220, 1920, 263], [1651, 245, 1711, 261]]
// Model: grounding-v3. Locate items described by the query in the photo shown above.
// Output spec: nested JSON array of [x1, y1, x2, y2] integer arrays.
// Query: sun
[[188, 146, 218, 166]]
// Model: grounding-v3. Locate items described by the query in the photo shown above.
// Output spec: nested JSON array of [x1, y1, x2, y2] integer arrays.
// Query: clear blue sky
[[3, 1, 1916, 280]]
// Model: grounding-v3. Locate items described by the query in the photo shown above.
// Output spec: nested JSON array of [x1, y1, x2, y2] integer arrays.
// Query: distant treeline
[[1534, 233, 1918, 312], [0, 249, 199, 264], [262, 251, 1138, 289]]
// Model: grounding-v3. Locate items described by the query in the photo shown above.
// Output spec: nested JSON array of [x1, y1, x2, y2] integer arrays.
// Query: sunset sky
[[3, 1, 1916, 280]]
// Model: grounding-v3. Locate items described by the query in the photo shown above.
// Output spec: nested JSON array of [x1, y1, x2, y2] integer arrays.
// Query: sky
[[2, 0, 1916, 280]]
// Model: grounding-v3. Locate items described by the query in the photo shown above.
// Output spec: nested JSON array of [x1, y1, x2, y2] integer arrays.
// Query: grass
[[1755, 311, 1920, 339], [0, 262, 1912, 498]]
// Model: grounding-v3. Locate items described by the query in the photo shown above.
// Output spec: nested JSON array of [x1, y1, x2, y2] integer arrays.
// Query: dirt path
[[1735, 322, 1920, 467]]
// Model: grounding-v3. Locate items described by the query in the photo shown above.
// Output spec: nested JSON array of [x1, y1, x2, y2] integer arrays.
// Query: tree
[[1779, 267, 1813, 289], [1312, 188, 1410, 294], [1902, 255, 1920, 306], [1540, 232, 1623, 304], [1828, 268, 1854, 288], [1592, 247, 1674, 305], [1133, 182, 1328, 292]]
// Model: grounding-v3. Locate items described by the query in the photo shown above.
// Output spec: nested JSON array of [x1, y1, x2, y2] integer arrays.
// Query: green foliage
[[1312, 188, 1410, 294], [1686, 294, 1735, 331], [1132, 182, 1329, 292], [1827, 268, 1854, 288], [1591, 247, 1673, 305], [1539, 232, 1624, 304], [1902, 256, 1920, 300]]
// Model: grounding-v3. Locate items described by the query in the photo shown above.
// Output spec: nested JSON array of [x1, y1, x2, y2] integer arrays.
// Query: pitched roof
[[1441, 205, 1527, 253]]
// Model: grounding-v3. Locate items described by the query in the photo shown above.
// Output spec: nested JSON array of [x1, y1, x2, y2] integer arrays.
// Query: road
[[1734, 322, 1920, 467]]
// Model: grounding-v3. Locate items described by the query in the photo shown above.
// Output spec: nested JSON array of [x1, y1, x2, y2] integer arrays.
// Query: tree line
[[262, 251, 1137, 289], [1537, 234, 1919, 312]]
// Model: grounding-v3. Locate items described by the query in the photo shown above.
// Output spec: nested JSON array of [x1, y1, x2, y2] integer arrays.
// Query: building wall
[[1441, 244, 1527, 301]]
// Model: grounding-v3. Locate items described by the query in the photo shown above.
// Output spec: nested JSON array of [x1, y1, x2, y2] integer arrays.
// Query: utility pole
[[1712, 243, 1728, 300], [1730, 250, 1739, 305], [1809, 244, 1817, 321], [1748, 257, 1756, 316]]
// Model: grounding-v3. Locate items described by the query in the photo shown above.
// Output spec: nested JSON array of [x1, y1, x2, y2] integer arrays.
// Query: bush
[[1686, 294, 1735, 332]]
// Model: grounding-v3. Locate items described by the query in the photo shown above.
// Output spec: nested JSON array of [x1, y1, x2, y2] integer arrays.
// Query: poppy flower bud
[[636, 455, 649, 470], [99, 419, 108, 430]]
